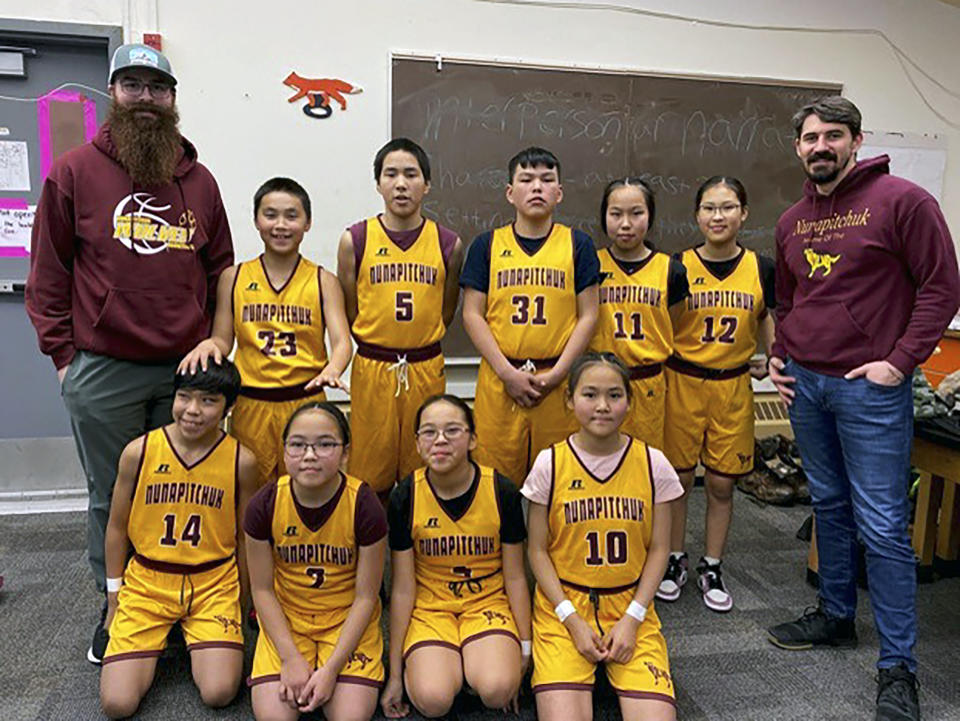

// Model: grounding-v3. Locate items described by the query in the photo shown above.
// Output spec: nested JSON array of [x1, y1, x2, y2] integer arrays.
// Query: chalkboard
[[391, 56, 838, 358]]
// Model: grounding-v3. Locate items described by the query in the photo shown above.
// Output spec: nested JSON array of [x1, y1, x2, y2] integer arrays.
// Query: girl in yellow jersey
[[382, 395, 531, 719], [337, 139, 464, 500], [591, 178, 689, 448], [99, 360, 259, 718], [523, 353, 682, 721], [244, 402, 387, 721], [180, 178, 353, 484], [659, 177, 776, 613]]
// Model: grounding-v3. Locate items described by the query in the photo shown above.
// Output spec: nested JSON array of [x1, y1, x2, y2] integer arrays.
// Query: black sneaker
[[876, 664, 920, 721], [767, 604, 857, 650], [656, 553, 688, 602], [87, 600, 109, 665], [696, 558, 733, 612]]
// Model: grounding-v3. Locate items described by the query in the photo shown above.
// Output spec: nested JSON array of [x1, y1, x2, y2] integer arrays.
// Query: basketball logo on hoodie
[[112, 192, 197, 255]]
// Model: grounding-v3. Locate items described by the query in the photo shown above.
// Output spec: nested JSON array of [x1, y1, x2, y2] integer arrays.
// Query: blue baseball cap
[[109, 44, 177, 86]]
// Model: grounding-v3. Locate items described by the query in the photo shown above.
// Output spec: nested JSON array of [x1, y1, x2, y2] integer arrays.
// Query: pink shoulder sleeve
[[520, 449, 553, 506], [649, 448, 684, 503]]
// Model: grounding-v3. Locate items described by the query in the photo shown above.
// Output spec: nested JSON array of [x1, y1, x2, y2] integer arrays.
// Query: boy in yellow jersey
[[659, 177, 775, 613], [337, 139, 464, 500], [180, 178, 353, 484], [591, 178, 689, 449], [98, 360, 259, 718], [462, 147, 600, 487]]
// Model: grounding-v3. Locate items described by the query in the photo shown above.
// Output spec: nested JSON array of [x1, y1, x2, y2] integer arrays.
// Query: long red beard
[[108, 100, 182, 187]]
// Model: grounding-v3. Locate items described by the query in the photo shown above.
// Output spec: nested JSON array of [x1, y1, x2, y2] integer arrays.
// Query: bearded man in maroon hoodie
[[766, 96, 959, 721], [25, 44, 234, 664]]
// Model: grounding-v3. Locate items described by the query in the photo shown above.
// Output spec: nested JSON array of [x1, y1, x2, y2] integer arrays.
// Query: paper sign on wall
[[860, 132, 947, 203], [0, 141, 30, 192], [0, 199, 35, 257]]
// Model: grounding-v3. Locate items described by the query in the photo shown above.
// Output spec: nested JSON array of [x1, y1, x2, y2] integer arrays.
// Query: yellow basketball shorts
[[249, 603, 384, 687], [473, 360, 578, 487], [348, 353, 445, 494], [663, 367, 754, 477], [403, 593, 519, 658], [231, 391, 327, 485], [531, 585, 674, 703], [103, 557, 243, 663], [624, 371, 666, 451]]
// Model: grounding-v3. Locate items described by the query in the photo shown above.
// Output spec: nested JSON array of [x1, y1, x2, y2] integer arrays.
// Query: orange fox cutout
[[283, 72, 363, 111]]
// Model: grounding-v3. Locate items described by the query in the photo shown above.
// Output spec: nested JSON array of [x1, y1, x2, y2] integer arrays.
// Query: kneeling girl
[[244, 402, 386, 721], [523, 352, 682, 721], [382, 394, 531, 718]]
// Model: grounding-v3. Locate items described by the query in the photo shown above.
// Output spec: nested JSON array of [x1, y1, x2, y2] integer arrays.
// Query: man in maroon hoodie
[[25, 44, 234, 664], [766, 96, 958, 721]]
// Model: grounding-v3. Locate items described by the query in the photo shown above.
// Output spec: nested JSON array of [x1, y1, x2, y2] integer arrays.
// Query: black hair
[[694, 175, 748, 213], [599, 177, 656, 234], [508, 146, 561, 182], [414, 394, 476, 435], [566, 352, 632, 402], [792, 96, 862, 139], [173, 359, 241, 415], [282, 401, 351, 445], [253, 177, 312, 222], [374, 137, 432, 183]]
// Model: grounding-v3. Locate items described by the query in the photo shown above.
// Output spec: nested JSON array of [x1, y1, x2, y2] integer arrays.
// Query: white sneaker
[[696, 557, 733, 612], [656, 553, 688, 602]]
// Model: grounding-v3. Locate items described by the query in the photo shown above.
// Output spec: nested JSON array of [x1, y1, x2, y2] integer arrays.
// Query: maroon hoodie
[[773, 155, 959, 377], [25, 123, 234, 369]]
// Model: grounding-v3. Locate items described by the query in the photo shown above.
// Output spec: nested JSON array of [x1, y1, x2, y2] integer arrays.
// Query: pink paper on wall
[[37, 90, 98, 181]]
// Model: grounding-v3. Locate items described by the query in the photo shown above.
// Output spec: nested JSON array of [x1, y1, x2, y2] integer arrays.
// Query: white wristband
[[554, 599, 576, 623], [520, 640, 532, 656], [626, 600, 647, 623], [106, 577, 123, 593]]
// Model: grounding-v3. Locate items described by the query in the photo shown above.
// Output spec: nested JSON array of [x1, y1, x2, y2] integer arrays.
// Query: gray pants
[[62, 351, 177, 591]]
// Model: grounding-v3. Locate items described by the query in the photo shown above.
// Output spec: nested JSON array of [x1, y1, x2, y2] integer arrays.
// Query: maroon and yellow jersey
[[591, 248, 673, 366], [232, 256, 327, 389], [673, 248, 765, 369], [548, 438, 653, 589], [486, 224, 577, 360], [410, 464, 504, 612], [128, 428, 239, 566], [270, 473, 364, 617], [353, 217, 446, 349]]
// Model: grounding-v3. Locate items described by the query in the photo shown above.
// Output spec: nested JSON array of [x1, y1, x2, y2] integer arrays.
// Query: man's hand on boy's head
[[177, 339, 223, 375]]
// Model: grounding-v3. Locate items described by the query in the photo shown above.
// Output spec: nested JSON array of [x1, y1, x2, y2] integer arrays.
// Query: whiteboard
[[860, 131, 947, 202]]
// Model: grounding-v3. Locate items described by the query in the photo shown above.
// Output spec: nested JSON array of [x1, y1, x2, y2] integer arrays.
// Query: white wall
[[3, 0, 959, 270]]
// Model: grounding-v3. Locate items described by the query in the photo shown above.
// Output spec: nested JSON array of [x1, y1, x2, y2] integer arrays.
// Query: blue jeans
[[786, 359, 916, 671]]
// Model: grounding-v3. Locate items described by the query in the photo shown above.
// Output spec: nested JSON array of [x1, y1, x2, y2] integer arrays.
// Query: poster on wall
[[0, 141, 30, 192], [0, 199, 35, 257]]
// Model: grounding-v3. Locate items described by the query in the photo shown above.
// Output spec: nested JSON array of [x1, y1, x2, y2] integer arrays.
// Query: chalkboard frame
[[389, 51, 841, 362]]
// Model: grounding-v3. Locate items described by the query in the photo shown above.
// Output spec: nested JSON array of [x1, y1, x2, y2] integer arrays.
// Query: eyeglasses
[[284, 440, 344, 458], [117, 78, 174, 98], [416, 426, 470, 444], [698, 204, 742, 216]]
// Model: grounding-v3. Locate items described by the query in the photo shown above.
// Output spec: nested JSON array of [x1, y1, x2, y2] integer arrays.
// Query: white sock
[[703, 555, 722, 566], [670, 551, 685, 561]]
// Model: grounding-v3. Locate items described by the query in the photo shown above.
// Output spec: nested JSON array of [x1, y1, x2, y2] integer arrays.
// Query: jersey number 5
[[584, 529, 628, 566], [159, 513, 202, 547], [396, 291, 414, 322]]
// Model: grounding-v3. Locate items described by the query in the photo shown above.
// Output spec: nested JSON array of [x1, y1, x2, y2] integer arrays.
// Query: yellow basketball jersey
[[672, 248, 765, 369], [353, 217, 446, 349], [128, 428, 238, 566], [548, 438, 653, 590], [233, 257, 328, 388], [486, 224, 578, 360], [270, 473, 364, 617], [591, 249, 673, 366], [410, 464, 504, 612]]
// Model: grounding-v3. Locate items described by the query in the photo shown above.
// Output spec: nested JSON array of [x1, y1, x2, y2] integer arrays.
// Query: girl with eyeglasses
[[381, 394, 531, 718], [591, 177, 690, 450], [243, 402, 386, 721], [522, 353, 682, 721], [658, 176, 776, 613]]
